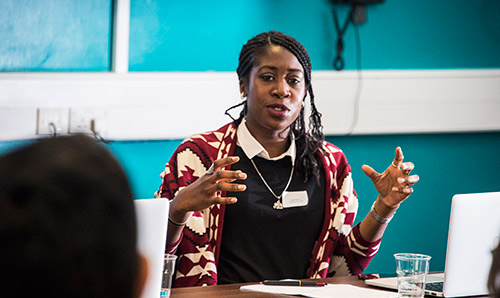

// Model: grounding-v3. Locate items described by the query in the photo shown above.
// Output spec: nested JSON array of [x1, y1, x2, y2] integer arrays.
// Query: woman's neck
[[245, 122, 291, 158], [260, 136, 290, 158]]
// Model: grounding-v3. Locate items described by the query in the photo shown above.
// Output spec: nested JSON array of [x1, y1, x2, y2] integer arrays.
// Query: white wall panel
[[1, 69, 499, 141]]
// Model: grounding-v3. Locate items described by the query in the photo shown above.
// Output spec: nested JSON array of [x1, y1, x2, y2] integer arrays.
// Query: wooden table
[[170, 275, 491, 298], [170, 276, 388, 298]]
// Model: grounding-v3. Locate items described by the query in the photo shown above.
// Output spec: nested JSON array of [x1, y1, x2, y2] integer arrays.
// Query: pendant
[[273, 200, 283, 210]]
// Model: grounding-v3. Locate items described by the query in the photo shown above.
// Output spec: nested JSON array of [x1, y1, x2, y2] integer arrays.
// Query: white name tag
[[282, 190, 308, 208]]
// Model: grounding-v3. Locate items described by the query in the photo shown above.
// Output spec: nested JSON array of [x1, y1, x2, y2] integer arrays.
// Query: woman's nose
[[272, 80, 291, 98]]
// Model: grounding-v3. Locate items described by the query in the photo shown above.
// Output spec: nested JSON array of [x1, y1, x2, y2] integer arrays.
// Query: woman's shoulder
[[180, 122, 237, 146], [167, 123, 237, 168], [316, 140, 350, 168], [319, 140, 345, 157]]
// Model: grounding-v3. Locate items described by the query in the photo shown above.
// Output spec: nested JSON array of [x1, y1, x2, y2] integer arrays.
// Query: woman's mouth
[[266, 104, 290, 117]]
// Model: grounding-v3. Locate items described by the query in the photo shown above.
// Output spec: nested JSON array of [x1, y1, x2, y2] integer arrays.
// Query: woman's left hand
[[361, 147, 419, 208]]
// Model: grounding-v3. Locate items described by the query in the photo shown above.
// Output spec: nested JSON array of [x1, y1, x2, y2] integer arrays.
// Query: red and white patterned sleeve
[[329, 149, 382, 276]]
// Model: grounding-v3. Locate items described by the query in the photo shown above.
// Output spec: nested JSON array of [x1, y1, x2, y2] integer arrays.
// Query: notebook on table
[[365, 191, 500, 297], [134, 199, 170, 298]]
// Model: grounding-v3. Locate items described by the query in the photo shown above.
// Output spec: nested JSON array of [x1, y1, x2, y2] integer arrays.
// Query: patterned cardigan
[[155, 122, 381, 287]]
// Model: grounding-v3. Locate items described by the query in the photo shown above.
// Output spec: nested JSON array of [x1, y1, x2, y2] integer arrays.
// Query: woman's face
[[241, 45, 306, 139]]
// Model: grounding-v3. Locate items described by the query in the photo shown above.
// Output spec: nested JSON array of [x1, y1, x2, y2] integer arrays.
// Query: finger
[[211, 181, 247, 193], [407, 174, 419, 185], [220, 177, 237, 183], [362, 164, 379, 180], [213, 196, 238, 205], [206, 156, 240, 175], [400, 162, 414, 172], [212, 170, 247, 182], [214, 156, 240, 169], [392, 147, 404, 169], [392, 186, 413, 194], [397, 175, 419, 186]]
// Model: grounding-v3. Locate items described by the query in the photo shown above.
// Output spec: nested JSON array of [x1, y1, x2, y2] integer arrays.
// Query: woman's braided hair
[[225, 31, 324, 182]]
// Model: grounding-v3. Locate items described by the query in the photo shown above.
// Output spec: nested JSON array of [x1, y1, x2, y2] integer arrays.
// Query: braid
[[224, 100, 247, 121], [307, 86, 323, 140], [229, 31, 325, 182]]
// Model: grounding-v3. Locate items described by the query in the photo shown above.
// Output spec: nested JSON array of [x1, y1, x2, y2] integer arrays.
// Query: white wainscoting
[[1, 69, 499, 141]]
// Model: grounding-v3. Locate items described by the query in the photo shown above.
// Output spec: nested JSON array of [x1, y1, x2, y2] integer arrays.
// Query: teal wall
[[2, 0, 500, 71], [2, 0, 500, 275], [0, 0, 112, 71], [129, 0, 500, 70]]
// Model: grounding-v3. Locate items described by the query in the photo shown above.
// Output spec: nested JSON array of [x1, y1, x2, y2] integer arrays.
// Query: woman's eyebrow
[[259, 65, 304, 73]]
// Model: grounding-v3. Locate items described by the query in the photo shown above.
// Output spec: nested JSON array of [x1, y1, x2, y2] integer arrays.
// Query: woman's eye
[[261, 75, 274, 82], [288, 78, 301, 85]]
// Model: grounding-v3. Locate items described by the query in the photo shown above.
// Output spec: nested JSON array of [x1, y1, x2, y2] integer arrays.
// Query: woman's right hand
[[169, 156, 247, 221]]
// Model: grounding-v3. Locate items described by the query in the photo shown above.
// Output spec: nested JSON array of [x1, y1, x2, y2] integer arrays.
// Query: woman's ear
[[239, 79, 247, 98], [133, 254, 149, 298]]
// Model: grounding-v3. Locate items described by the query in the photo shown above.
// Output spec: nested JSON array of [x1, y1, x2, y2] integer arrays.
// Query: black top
[[217, 146, 325, 284]]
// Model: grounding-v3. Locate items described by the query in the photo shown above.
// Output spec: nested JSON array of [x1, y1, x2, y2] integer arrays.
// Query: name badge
[[282, 190, 308, 208]]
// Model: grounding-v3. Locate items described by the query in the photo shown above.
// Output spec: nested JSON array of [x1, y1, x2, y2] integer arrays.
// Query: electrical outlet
[[69, 109, 107, 135], [37, 108, 69, 136]]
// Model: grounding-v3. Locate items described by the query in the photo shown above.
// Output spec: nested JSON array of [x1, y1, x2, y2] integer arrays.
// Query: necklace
[[250, 158, 294, 210]]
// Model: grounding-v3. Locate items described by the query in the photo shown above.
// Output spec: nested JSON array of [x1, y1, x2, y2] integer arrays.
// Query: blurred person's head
[[0, 135, 147, 298]]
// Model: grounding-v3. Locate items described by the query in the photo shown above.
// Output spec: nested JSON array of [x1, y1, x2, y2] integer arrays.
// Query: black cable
[[332, 8, 352, 71], [345, 21, 364, 136], [90, 119, 111, 144], [49, 122, 58, 138]]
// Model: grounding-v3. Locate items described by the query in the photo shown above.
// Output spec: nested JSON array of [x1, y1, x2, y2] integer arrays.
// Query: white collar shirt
[[236, 118, 296, 166]]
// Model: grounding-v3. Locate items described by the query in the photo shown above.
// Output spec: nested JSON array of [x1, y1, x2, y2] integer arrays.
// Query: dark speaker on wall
[[332, 0, 384, 24], [332, 0, 384, 4]]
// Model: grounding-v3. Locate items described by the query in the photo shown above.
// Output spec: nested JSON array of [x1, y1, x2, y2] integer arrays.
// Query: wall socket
[[69, 109, 107, 136], [37, 108, 69, 136]]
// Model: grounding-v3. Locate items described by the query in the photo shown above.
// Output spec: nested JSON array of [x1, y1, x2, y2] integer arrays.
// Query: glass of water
[[160, 254, 178, 298], [394, 253, 431, 298]]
